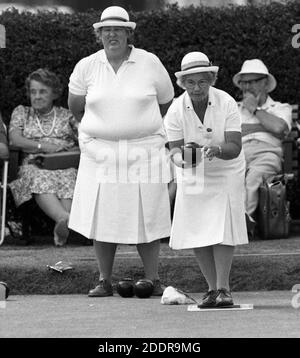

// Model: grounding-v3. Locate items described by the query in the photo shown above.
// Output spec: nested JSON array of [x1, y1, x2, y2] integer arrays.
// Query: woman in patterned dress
[[9, 69, 78, 246]]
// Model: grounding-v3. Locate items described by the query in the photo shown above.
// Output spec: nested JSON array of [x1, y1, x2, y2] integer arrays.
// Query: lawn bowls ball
[[133, 279, 154, 298], [181, 142, 202, 167], [116, 278, 135, 297], [0, 281, 9, 299]]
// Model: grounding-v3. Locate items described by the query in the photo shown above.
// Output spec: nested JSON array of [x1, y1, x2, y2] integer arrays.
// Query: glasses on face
[[185, 79, 211, 89], [239, 76, 267, 87], [102, 27, 127, 35]]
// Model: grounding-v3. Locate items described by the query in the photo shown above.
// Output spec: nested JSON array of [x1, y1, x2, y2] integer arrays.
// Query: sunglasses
[[239, 76, 267, 86]]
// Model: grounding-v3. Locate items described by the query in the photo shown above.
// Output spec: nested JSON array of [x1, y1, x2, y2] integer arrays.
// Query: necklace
[[35, 108, 56, 137]]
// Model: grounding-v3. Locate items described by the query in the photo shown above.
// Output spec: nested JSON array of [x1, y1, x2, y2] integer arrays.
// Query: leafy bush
[[1, 1, 300, 230], [1, 1, 300, 121]]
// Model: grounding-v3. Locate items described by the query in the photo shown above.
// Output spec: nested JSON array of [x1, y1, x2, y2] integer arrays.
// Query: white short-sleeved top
[[69, 46, 174, 141], [164, 87, 242, 147], [238, 96, 292, 147]]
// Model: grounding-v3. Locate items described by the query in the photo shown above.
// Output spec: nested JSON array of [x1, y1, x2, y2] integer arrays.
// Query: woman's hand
[[203, 145, 221, 160], [40, 142, 68, 153], [171, 152, 191, 168]]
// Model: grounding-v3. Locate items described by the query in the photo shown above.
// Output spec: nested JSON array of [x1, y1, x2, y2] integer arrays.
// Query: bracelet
[[254, 107, 263, 115]]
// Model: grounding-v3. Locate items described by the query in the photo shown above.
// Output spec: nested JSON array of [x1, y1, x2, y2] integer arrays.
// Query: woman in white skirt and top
[[67, 6, 174, 297], [164, 52, 248, 307]]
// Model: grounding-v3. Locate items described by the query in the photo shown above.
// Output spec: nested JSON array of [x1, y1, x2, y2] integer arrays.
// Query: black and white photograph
[[0, 0, 300, 350]]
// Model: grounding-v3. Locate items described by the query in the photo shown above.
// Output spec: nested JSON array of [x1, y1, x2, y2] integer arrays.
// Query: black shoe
[[215, 288, 233, 307], [198, 290, 218, 308], [88, 279, 113, 297]]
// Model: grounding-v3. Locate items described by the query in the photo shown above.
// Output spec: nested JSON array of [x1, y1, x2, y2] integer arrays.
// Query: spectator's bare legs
[[193, 246, 217, 291], [137, 240, 160, 280], [213, 244, 234, 290], [34, 193, 69, 222], [94, 241, 117, 284]]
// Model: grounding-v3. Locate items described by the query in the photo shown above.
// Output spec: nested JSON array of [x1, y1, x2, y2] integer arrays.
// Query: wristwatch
[[254, 107, 263, 115]]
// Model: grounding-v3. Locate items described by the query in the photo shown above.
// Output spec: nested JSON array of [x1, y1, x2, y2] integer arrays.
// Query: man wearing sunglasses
[[233, 59, 292, 235]]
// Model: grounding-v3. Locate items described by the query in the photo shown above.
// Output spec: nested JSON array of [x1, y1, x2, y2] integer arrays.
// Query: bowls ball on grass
[[0, 281, 9, 299], [133, 279, 154, 298], [116, 278, 135, 298]]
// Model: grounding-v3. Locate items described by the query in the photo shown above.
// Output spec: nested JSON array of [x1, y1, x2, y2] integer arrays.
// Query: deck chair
[[0, 159, 8, 245]]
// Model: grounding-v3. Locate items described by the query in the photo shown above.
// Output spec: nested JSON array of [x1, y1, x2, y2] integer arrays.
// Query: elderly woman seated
[[9, 68, 78, 246]]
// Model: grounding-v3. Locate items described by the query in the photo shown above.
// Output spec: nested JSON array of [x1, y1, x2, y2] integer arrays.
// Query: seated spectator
[[8, 68, 79, 246], [0, 112, 9, 160], [233, 59, 292, 229]]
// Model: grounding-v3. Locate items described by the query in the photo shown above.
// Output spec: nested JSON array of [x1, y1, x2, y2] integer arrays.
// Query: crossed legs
[[34, 194, 72, 245]]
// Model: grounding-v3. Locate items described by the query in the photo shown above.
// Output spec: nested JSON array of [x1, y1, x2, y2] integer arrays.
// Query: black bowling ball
[[0, 281, 9, 299], [133, 279, 154, 298], [116, 278, 134, 297], [181, 142, 202, 167]]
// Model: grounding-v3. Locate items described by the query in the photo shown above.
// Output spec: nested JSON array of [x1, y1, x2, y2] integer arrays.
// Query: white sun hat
[[93, 6, 136, 30], [233, 59, 277, 93], [175, 52, 219, 79]]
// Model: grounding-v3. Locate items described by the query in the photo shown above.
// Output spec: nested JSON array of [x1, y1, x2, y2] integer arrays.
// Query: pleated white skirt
[[68, 135, 171, 243]]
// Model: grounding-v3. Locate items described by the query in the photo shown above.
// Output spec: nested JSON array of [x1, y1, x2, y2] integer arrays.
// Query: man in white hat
[[233, 59, 292, 229]]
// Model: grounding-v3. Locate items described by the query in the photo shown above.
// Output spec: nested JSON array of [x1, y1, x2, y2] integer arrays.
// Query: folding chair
[[0, 159, 8, 245]]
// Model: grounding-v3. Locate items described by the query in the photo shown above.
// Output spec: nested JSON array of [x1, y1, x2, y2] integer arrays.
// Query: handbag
[[28, 150, 80, 170], [258, 174, 293, 239]]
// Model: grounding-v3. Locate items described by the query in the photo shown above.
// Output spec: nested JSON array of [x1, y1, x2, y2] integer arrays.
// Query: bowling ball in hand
[[116, 278, 135, 297], [0, 281, 9, 299], [133, 279, 154, 298], [181, 142, 202, 167]]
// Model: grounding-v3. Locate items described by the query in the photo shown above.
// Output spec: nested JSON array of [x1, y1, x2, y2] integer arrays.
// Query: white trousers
[[243, 140, 282, 216]]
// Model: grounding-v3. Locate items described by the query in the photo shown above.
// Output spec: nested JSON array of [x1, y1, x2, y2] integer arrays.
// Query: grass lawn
[[0, 233, 300, 295]]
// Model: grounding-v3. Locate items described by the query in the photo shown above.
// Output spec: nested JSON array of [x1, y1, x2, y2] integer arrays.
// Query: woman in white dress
[[164, 52, 248, 307], [68, 6, 174, 297]]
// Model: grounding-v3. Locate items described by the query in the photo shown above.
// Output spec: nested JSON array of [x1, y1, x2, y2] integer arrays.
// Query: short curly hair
[[25, 68, 63, 100]]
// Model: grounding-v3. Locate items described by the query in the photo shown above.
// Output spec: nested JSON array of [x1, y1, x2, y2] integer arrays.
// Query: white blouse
[[69, 46, 174, 141]]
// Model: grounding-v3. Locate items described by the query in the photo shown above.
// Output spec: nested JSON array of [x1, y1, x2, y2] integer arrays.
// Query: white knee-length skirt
[[68, 135, 171, 243], [170, 154, 248, 250]]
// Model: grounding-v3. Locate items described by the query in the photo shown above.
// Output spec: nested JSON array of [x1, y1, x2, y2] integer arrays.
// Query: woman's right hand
[[171, 152, 190, 168]]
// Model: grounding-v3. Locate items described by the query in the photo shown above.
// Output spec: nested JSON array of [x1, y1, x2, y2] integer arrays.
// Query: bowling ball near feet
[[0, 281, 9, 299], [134, 279, 154, 298], [181, 142, 202, 167], [116, 278, 134, 297]]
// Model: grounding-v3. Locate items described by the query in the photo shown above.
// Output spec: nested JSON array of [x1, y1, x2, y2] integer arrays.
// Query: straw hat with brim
[[175, 52, 219, 79], [93, 6, 136, 30], [233, 59, 277, 93]]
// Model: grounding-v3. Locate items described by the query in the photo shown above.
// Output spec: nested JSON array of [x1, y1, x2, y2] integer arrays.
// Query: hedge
[[0, 1, 300, 122], [1, 1, 300, 233]]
